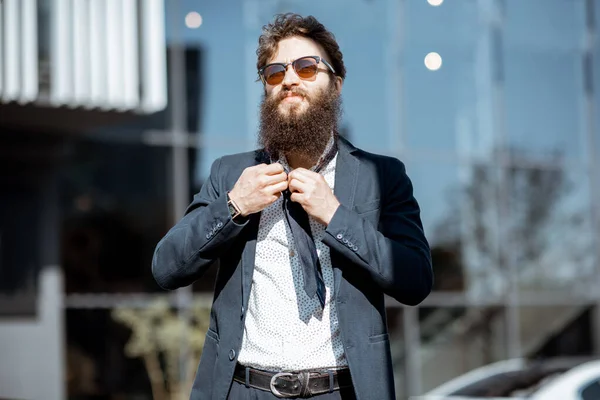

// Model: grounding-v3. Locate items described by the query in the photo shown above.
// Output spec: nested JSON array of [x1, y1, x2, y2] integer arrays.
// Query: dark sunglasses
[[258, 55, 336, 86]]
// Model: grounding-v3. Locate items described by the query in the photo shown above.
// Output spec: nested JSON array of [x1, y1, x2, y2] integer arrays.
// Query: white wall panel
[[0, 3, 4, 97], [88, 0, 106, 108], [104, 0, 122, 109], [20, 0, 39, 103], [140, 0, 168, 113], [120, 0, 140, 109], [50, 0, 72, 105], [71, 0, 89, 105], [3, 0, 20, 102], [5, 0, 167, 113]]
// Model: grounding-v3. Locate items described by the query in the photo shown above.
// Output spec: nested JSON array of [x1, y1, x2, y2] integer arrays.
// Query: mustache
[[277, 88, 309, 101]]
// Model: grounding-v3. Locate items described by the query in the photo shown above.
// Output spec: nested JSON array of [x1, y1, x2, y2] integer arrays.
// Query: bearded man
[[152, 13, 433, 400]]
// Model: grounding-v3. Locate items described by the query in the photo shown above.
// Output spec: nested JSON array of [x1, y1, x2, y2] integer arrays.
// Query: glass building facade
[[14, 0, 598, 398]]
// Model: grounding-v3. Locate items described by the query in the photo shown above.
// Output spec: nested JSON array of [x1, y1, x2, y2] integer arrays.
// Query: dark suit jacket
[[152, 137, 433, 400]]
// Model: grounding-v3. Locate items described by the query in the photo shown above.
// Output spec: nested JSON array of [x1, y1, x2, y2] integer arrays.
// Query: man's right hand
[[228, 163, 288, 216]]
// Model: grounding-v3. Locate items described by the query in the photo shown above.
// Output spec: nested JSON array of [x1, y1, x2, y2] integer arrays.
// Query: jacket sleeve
[[322, 159, 433, 305], [152, 157, 248, 290]]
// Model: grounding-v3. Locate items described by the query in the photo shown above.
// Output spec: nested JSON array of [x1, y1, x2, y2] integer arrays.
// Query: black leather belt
[[233, 363, 352, 398]]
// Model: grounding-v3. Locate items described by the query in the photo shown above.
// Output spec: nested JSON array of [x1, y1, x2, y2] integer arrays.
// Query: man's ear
[[334, 76, 343, 94]]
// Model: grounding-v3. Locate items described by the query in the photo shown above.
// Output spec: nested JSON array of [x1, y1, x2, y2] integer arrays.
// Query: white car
[[416, 358, 600, 400]]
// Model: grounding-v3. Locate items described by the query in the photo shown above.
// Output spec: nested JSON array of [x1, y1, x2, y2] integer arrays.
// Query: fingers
[[290, 192, 304, 204], [260, 171, 288, 187], [264, 180, 289, 195], [288, 178, 307, 194], [288, 168, 319, 183], [262, 163, 285, 175]]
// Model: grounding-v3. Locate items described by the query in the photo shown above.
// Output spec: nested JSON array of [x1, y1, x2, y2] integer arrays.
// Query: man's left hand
[[288, 168, 340, 226]]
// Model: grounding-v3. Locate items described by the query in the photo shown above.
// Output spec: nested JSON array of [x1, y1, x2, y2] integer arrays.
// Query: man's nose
[[281, 64, 300, 88]]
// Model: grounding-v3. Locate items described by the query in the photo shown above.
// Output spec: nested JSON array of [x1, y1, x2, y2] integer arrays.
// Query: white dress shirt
[[237, 151, 348, 372]]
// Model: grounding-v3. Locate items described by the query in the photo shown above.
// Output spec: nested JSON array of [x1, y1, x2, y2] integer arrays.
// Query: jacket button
[[336, 234, 343, 240], [229, 349, 236, 361]]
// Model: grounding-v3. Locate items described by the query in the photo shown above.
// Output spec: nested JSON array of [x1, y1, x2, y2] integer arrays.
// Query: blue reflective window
[[503, 0, 587, 161]]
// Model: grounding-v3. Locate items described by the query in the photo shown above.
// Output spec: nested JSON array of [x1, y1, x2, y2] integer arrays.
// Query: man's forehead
[[269, 36, 326, 63]]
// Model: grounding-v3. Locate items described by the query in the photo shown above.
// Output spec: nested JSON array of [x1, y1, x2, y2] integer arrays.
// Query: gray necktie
[[278, 141, 337, 309]]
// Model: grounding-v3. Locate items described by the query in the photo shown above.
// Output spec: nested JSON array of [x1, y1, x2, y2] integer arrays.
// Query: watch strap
[[227, 193, 246, 223]]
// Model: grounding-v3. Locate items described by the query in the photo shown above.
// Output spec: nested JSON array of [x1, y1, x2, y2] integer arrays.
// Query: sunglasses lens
[[264, 65, 286, 85], [294, 57, 318, 79]]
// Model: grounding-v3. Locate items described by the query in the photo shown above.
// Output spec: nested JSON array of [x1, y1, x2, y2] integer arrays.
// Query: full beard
[[258, 85, 342, 162]]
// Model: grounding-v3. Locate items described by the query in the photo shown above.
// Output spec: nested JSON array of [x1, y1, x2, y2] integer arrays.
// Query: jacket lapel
[[332, 136, 360, 296]]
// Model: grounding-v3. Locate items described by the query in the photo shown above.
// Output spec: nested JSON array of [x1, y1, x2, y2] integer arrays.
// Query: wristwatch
[[227, 192, 246, 223]]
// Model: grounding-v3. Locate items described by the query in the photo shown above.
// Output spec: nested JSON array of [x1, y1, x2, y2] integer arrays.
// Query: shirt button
[[229, 349, 236, 361], [290, 250, 295, 257]]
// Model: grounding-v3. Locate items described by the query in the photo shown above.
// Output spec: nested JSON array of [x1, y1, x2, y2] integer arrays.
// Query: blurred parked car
[[415, 357, 600, 400]]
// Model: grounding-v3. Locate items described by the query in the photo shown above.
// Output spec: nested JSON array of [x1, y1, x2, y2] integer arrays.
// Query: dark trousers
[[227, 380, 357, 400]]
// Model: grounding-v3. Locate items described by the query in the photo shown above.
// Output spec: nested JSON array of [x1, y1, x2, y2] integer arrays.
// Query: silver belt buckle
[[269, 372, 296, 398]]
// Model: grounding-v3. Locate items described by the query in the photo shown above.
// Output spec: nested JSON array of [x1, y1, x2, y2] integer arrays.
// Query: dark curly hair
[[256, 13, 346, 80]]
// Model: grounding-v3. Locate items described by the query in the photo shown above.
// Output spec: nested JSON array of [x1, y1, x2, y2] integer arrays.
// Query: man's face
[[264, 36, 342, 118], [258, 36, 343, 161]]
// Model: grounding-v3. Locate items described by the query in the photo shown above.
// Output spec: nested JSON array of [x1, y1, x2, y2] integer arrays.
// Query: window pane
[[0, 181, 41, 314], [66, 309, 152, 398], [594, 44, 600, 158], [418, 306, 507, 393], [409, 161, 504, 296], [0, 131, 61, 315], [60, 140, 170, 293], [403, 1, 480, 153], [505, 166, 595, 293], [408, 161, 464, 292], [67, 300, 212, 399], [520, 306, 594, 358], [595, 0, 600, 160], [386, 307, 405, 398], [503, 0, 587, 161], [582, 380, 600, 400]]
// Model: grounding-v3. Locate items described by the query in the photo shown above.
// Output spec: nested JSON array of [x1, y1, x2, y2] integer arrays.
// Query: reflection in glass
[[408, 161, 465, 292], [594, 45, 600, 157], [385, 307, 405, 398], [503, 50, 584, 161], [66, 303, 211, 399], [519, 306, 594, 358], [409, 161, 504, 296], [66, 309, 152, 398], [503, 0, 584, 50], [458, 165, 505, 299], [505, 166, 595, 293], [403, 48, 478, 152], [503, 1, 586, 160], [402, 0, 483, 153], [59, 140, 170, 293], [418, 306, 507, 393]]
